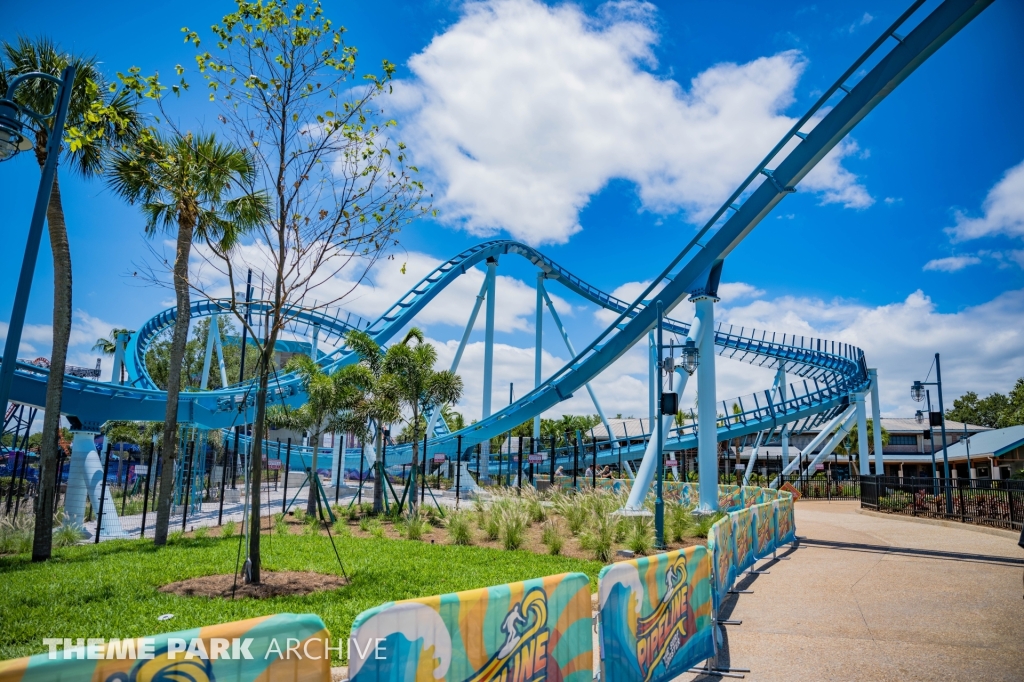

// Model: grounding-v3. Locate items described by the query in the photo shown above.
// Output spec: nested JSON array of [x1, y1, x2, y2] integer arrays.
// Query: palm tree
[[839, 419, 890, 475], [338, 330, 402, 514], [3, 37, 142, 562], [384, 329, 463, 516], [92, 328, 136, 382], [267, 355, 350, 516], [107, 131, 268, 546]]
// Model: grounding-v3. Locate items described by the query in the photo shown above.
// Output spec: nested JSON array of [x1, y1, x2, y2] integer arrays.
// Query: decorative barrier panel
[[752, 503, 776, 558], [776, 495, 796, 545], [348, 572, 592, 682], [707, 517, 735, 613], [731, 507, 755, 573], [0, 613, 330, 682], [598, 545, 715, 682], [718, 485, 743, 512]]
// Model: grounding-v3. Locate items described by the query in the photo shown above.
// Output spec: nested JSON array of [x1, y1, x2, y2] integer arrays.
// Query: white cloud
[[394, 0, 871, 245], [948, 158, 1024, 242], [717, 282, 766, 301], [718, 288, 1024, 418], [922, 255, 981, 272], [0, 311, 123, 367]]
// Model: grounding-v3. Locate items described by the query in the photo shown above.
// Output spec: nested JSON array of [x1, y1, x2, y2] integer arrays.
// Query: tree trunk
[[32, 170, 71, 562], [153, 214, 195, 545], [306, 427, 321, 516], [248, 352, 271, 584], [409, 405, 419, 517], [372, 423, 383, 514]]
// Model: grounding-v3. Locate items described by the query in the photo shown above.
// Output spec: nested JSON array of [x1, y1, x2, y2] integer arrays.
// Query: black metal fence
[[860, 475, 1024, 531], [785, 477, 860, 501]]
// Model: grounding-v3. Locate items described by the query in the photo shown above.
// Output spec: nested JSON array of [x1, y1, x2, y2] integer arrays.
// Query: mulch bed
[[160, 571, 348, 599]]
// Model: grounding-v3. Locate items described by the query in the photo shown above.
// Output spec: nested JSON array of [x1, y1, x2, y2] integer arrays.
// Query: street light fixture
[[0, 100, 33, 161], [0, 67, 76, 427], [915, 409, 925, 424], [679, 339, 699, 375], [911, 381, 924, 403]]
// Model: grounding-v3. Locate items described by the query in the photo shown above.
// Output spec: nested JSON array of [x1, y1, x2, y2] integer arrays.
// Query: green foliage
[[553, 494, 588, 536], [695, 511, 726, 538], [540, 519, 563, 556], [221, 520, 237, 538], [167, 530, 184, 544], [497, 503, 529, 551], [53, 522, 84, 548], [625, 516, 654, 556], [0, 515, 34, 555], [445, 510, 473, 546], [292, 508, 306, 524], [358, 516, 372, 533], [193, 526, 209, 540], [946, 379, 1024, 428], [144, 314, 260, 391], [0, 528, 601, 662], [275, 515, 289, 536], [669, 504, 698, 542], [403, 515, 427, 541], [332, 518, 350, 537]]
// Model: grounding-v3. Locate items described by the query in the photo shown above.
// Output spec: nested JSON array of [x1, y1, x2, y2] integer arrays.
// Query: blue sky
[[3, 0, 1023, 424]]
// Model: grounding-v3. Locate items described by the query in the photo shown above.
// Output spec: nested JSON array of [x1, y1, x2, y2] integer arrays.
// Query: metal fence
[[860, 475, 1024, 531], [784, 477, 860, 501]]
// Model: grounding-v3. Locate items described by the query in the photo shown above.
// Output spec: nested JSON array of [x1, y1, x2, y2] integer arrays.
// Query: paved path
[[683, 500, 1024, 681]]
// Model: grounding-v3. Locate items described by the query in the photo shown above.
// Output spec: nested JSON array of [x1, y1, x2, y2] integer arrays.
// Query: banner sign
[[433, 455, 447, 464], [598, 546, 714, 682], [707, 517, 735, 613], [751, 503, 776, 558], [779, 481, 801, 500], [731, 508, 755, 573], [0, 613, 331, 682], [718, 485, 742, 512], [528, 454, 545, 464], [348, 572, 592, 682], [267, 459, 283, 471], [776, 495, 796, 545]]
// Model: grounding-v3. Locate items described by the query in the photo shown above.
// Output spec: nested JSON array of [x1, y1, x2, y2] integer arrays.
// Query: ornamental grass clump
[[540, 519, 563, 556], [695, 510, 726, 538], [625, 515, 654, 556], [446, 510, 474, 546], [0, 515, 33, 555], [221, 520, 237, 538], [670, 503, 698, 542], [52, 521, 84, 548], [498, 502, 529, 551], [553, 493, 587, 535], [404, 515, 427, 541]]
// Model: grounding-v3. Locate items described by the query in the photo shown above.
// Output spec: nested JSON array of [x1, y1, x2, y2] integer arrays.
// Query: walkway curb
[[856, 508, 1020, 540]]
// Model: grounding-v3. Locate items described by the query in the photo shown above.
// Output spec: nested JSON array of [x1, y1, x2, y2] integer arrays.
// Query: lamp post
[[0, 67, 76, 417], [912, 352, 951, 512]]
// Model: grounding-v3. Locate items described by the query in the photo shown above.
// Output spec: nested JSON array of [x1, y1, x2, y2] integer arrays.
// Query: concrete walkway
[[684, 501, 1024, 681]]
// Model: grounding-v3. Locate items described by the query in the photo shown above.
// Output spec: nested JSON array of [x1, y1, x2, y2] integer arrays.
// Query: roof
[[939, 425, 1024, 460], [877, 418, 989, 433]]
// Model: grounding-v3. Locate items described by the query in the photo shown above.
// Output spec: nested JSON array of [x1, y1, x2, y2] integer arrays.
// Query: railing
[[860, 475, 1024, 531]]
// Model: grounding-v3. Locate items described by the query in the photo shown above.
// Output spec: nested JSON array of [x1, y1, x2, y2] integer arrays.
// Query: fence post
[[181, 440, 195, 532], [549, 436, 556, 484], [95, 443, 112, 543], [282, 438, 291, 515], [140, 440, 155, 539], [958, 478, 966, 523], [455, 435, 462, 509], [572, 434, 579, 491], [1009, 485, 1018, 530]]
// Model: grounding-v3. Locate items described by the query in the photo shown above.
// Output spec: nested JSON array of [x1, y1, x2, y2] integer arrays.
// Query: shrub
[[541, 519, 563, 556], [221, 520, 237, 538], [292, 507, 306, 523], [695, 511, 726, 538], [0, 515, 34, 555], [484, 510, 501, 541], [404, 515, 427, 541], [625, 516, 654, 555], [670, 504, 698, 542], [275, 515, 290, 536], [52, 521, 84, 548], [332, 518, 350, 537], [304, 516, 321, 535], [359, 516, 372, 533], [553, 494, 587, 535], [446, 510, 473, 546], [193, 526, 209, 540], [346, 505, 359, 521], [498, 504, 529, 551], [168, 530, 184, 544], [369, 520, 385, 539]]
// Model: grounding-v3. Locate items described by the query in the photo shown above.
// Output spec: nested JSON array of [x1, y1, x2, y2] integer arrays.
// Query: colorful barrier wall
[[731, 507, 755, 573], [752, 502, 776, 558], [707, 515, 736, 613], [598, 545, 715, 682], [0, 613, 331, 682], [348, 572, 592, 682], [776, 495, 796, 545]]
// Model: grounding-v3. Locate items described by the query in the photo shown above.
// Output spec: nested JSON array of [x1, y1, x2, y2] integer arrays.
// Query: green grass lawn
[[0, 533, 602, 663]]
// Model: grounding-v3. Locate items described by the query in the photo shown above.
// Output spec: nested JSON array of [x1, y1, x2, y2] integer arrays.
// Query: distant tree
[[946, 379, 1024, 428]]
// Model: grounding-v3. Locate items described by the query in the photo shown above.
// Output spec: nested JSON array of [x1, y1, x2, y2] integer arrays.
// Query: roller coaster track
[[1, 0, 994, 468]]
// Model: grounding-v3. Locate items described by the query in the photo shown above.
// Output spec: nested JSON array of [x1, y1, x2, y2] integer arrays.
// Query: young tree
[[179, 0, 429, 582], [107, 131, 268, 546], [3, 37, 142, 562], [338, 330, 401, 514], [385, 329, 463, 517], [267, 355, 349, 515]]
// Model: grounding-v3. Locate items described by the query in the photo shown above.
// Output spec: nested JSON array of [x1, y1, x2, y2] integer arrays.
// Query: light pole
[[0, 67, 76, 417], [912, 352, 951, 512]]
